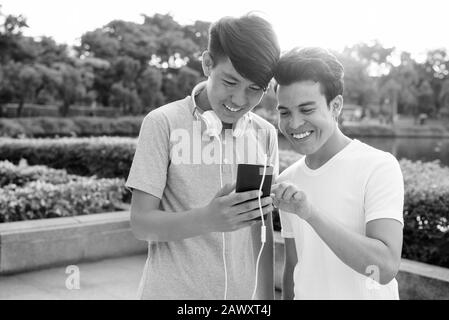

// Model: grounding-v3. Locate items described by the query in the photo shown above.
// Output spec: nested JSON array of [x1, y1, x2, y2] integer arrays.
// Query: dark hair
[[208, 13, 280, 90], [274, 47, 344, 104]]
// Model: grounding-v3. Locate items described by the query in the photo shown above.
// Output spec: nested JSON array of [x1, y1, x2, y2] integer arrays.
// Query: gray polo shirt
[[126, 94, 279, 300]]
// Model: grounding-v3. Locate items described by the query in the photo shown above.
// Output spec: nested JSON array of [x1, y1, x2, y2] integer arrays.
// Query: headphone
[[191, 82, 250, 138]]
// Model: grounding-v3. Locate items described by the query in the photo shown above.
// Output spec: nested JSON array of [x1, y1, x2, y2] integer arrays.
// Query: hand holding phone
[[235, 164, 274, 221]]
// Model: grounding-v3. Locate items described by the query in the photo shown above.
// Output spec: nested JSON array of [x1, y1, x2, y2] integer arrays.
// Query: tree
[[417, 80, 435, 116], [110, 82, 141, 115], [379, 78, 401, 123], [334, 50, 378, 117], [137, 67, 165, 112], [438, 79, 449, 117], [49, 62, 87, 116], [0, 6, 29, 64], [1, 61, 42, 116]]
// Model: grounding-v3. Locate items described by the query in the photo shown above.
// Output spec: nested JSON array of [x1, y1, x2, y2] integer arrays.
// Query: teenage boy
[[272, 47, 404, 299], [125, 14, 280, 299]]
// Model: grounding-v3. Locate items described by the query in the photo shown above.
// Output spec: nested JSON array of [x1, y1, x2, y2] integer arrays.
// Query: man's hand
[[271, 182, 313, 221], [202, 183, 274, 232]]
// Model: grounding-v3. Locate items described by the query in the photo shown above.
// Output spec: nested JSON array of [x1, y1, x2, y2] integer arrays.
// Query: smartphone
[[235, 163, 273, 221]]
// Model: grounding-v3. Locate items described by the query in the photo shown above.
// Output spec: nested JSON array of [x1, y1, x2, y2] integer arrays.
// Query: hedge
[[0, 137, 136, 178], [0, 116, 143, 138], [0, 114, 421, 139], [1, 137, 449, 267], [400, 159, 449, 266], [0, 160, 126, 222]]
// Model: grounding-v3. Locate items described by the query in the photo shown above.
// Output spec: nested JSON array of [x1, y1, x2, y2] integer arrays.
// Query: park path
[[0, 254, 146, 299]]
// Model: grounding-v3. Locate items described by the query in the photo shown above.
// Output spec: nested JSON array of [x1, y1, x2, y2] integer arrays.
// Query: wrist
[[304, 205, 318, 224], [193, 205, 212, 234]]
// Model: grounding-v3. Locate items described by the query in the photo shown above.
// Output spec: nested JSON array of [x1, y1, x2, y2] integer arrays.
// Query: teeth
[[224, 104, 242, 112], [292, 131, 312, 139]]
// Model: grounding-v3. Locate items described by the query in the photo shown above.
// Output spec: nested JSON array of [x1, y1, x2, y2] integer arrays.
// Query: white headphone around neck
[[191, 82, 250, 138]]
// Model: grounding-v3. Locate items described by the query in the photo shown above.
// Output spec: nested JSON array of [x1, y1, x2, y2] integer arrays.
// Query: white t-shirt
[[279, 139, 404, 300]]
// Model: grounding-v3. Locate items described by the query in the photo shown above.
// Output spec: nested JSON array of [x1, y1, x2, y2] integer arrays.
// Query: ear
[[330, 95, 343, 120], [201, 51, 214, 77]]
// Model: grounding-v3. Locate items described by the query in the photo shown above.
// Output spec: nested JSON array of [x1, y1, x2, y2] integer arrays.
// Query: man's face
[[276, 80, 337, 155], [205, 56, 266, 124]]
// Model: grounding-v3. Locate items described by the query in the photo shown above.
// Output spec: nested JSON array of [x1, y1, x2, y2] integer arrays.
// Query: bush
[[0, 137, 137, 179], [400, 159, 449, 267], [0, 160, 126, 223], [0, 159, 79, 187], [0, 116, 143, 138]]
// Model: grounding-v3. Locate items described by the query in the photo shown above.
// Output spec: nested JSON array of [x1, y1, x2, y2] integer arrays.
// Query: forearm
[[131, 207, 209, 242], [307, 208, 396, 284]]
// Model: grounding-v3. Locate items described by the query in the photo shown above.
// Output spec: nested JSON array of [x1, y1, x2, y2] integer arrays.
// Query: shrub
[[0, 116, 143, 138], [0, 137, 137, 179], [0, 159, 79, 187], [400, 159, 449, 267], [0, 161, 126, 222]]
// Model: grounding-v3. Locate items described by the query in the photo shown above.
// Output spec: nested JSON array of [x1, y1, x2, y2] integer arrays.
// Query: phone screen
[[235, 164, 273, 221]]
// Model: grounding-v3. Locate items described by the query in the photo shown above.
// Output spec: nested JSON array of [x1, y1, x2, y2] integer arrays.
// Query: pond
[[278, 136, 449, 167]]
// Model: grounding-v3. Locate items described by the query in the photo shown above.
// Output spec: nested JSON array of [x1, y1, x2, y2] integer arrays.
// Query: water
[[278, 136, 449, 167]]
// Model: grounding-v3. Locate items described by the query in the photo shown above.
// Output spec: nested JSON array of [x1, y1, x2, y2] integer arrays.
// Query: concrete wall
[[0, 211, 147, 275]]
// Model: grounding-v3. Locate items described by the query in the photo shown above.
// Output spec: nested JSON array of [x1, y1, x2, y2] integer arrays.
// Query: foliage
[[400, 159, 449, 266], [0, 116, 143, 137], [0, 137, 137, 178], [0, 160, 126, 222]]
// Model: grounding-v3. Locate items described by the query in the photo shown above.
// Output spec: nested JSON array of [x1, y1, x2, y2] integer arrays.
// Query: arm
[[282, 238, 297, 300], [130, 185, 275, 242], [251, 212, 274, 300], [307, 212, 402, 285], [273, 184, 403, 285]]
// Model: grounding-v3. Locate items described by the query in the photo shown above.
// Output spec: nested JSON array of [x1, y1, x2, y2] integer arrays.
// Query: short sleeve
[[364, 155, 404, 225], [125, 112, 170, 199], [279, 209, 295, 238]]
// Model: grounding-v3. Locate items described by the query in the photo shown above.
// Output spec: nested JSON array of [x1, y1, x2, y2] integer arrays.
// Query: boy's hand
[[271, 182, 313, 221], [203, 183, 274, 232]]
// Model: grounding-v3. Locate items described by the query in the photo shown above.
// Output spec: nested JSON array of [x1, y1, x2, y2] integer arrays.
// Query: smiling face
[[276, 80, 340, 156], [202, 53, 266, 124]]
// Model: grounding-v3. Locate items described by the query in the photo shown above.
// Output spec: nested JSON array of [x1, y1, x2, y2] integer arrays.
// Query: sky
[[1, 0, 448, 61]]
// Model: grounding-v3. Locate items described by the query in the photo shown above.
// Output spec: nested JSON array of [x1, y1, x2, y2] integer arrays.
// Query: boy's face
[[276, 80, 338, 155], [203, 54, 266, 124]]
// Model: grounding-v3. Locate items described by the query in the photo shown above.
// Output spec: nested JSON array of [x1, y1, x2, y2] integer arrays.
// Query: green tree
[[438, 79, 449, 117], [137, 67, 165, 112], [1, 61, 43, 116], [49, 62, 88, 116]]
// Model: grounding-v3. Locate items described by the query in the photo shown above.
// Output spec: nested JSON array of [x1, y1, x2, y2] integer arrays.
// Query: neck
[[195, 85, 212, 112], [305, 126, 351, 169]]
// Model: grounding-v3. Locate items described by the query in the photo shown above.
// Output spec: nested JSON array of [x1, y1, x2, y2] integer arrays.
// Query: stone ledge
[[0, 211, 147, 275]]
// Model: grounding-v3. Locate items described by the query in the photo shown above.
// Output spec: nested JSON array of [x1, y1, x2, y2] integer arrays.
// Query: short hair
[[208, 13, 280, 91], [274, 47, 344, 104]]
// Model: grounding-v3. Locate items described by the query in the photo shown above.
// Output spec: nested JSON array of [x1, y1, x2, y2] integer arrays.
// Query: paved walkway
[[0, 255, 147, 300], [0, 254, 281, 300]]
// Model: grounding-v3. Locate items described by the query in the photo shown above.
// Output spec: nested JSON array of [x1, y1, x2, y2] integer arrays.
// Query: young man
[[272, 47, 404, 299], [125, 14, 280, 299]]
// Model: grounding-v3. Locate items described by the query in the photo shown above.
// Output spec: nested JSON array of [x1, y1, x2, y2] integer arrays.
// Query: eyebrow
[[277, 101, 316, 109], [221, 71, 261, 88], [221, 71, 241, 82]]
